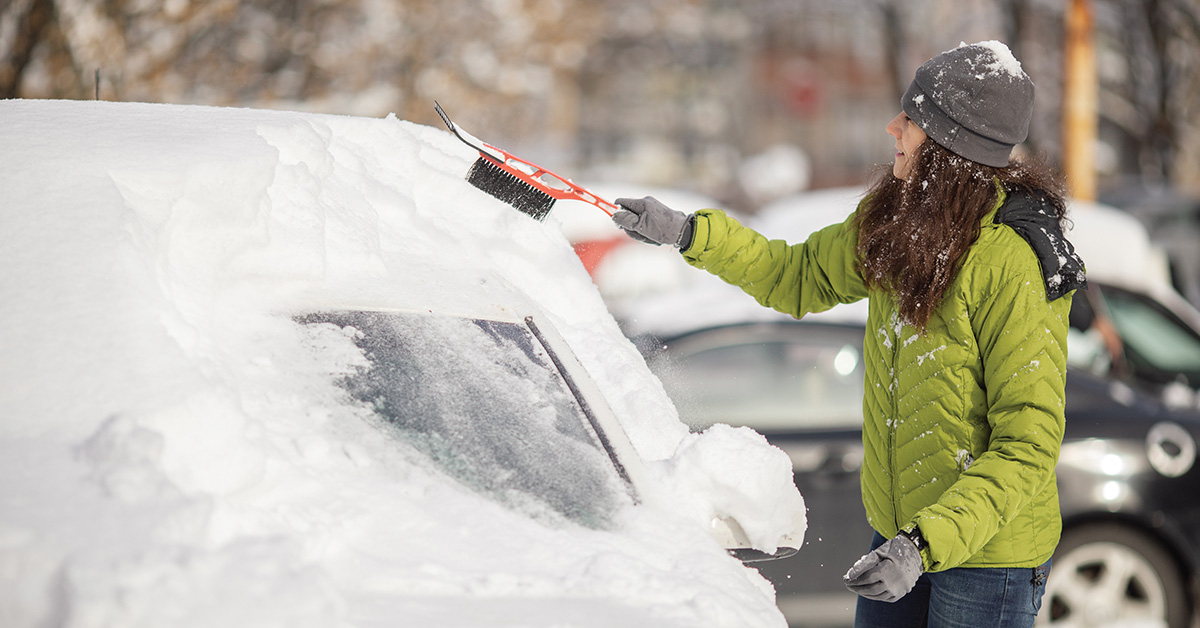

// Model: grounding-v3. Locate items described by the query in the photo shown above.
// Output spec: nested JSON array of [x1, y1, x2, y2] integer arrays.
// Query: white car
[[0, 100, 804, 628]]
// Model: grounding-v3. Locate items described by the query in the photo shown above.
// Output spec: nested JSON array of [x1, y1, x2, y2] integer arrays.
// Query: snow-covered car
[[611, 188, 1200, 627], [0, 100, 806, 628]]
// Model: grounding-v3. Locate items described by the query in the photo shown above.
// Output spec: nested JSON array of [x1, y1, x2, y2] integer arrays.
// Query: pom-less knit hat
[[901, 41, 1034, 167]]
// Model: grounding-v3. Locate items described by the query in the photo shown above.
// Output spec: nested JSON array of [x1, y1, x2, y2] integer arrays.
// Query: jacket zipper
[[888, 310, 903, 532]]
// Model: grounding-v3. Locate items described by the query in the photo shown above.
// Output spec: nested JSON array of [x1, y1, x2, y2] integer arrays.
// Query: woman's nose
[[886, 114, 903, 139]]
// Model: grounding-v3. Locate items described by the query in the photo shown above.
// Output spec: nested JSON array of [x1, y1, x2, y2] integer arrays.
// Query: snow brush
[[435, 102, 618, 222]]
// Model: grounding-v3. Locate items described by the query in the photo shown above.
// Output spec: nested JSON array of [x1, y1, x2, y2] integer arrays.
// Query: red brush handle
[[479, 150, 617, 216]]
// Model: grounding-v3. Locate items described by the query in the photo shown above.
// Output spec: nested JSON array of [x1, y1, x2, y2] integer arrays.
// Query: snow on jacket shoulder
[[683, 191, 1073, 572]]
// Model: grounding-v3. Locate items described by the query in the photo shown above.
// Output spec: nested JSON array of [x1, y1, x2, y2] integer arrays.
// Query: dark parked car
[[633, 283, 1200, 627]]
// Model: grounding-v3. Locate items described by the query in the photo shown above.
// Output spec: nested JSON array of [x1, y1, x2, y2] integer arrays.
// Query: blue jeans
[[855, 533, 1051, 628]]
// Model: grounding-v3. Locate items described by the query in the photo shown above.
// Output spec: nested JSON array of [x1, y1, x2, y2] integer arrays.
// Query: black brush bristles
[[466, 157, 556, 221]]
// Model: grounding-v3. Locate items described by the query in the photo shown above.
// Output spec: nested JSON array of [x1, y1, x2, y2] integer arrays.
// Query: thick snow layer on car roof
[[0, 100, 802, 627], [1065, 199, 1173, 289]]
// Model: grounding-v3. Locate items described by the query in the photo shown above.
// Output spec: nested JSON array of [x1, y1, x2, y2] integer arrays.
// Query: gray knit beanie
[[901, 41, 1034, 167]]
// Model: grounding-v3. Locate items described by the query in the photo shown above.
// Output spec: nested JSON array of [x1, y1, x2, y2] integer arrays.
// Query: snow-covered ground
[[0, 99, 805, 628]]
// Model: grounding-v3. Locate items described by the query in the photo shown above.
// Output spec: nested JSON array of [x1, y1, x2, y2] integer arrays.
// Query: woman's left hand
[[843, 534, 924, 602], [612, 196, 693, 248]]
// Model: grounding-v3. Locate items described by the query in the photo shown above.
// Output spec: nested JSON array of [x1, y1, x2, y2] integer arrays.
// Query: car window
[[297, 310, 631, 529], [654, 325, 865, 432], [1101, 288, 1200, 385]]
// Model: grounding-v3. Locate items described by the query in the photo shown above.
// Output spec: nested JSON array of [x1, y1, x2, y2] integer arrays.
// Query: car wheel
[[1037, 523, 1190, 628]]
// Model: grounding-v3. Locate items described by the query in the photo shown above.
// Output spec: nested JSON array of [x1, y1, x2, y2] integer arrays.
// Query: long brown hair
[[853, 139, 1066, 330]]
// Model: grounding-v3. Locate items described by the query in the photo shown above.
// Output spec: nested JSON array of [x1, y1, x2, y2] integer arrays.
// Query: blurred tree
[[996, 0, 1030, 59], [867, 0, 910, 106], [0, 0, 604, 137], [1, 0, 66, 99], [1104, 0, 1200, 184], [1, 0, 1197, 192], [992, 0, 1062, 158]]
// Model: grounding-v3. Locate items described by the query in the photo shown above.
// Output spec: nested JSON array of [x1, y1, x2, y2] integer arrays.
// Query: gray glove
[[843, 534, 924, 603], [613, 196, 693, 249]]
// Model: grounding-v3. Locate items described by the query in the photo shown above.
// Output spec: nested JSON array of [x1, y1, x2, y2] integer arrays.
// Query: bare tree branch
[[0, 0, 55, 98]]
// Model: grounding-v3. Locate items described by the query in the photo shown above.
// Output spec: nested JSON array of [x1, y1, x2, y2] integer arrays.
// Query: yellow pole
[[1064, 0, 1098, 201]]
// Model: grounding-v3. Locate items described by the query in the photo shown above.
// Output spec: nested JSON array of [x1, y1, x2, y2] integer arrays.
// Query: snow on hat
[[901, 41, 1034, 167]]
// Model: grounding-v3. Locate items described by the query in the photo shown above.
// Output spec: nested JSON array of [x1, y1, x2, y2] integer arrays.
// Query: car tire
[[1037, 523, 1191, 628]]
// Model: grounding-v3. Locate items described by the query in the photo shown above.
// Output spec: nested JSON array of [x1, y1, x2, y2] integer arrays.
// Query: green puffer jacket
[[682, 193, 1072, 572]]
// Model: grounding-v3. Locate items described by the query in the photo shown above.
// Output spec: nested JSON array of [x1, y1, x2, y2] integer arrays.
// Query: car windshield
[[1102, 288, 1200, 386], [298, 311, 630, 529]]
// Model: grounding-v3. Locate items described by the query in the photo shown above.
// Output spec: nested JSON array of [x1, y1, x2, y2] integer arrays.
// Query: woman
[[612, 41, 1086, 627]]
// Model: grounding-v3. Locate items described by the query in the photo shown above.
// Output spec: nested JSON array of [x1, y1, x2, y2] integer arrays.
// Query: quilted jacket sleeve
[[912, 254, 1071, 571], [681, 208, 869, 317]]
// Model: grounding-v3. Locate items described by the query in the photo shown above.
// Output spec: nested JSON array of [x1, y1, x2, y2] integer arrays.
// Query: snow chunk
[[651, 424, 807, 554], [960, 40, 1026, 80]]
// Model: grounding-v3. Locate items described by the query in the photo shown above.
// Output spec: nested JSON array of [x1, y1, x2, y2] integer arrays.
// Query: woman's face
[[886, 112, 928, 179]]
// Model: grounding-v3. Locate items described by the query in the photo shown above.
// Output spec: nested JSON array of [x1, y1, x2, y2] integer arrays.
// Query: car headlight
[[1146, 421, 1196, 478], [1059, 438, 1146, 476]]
